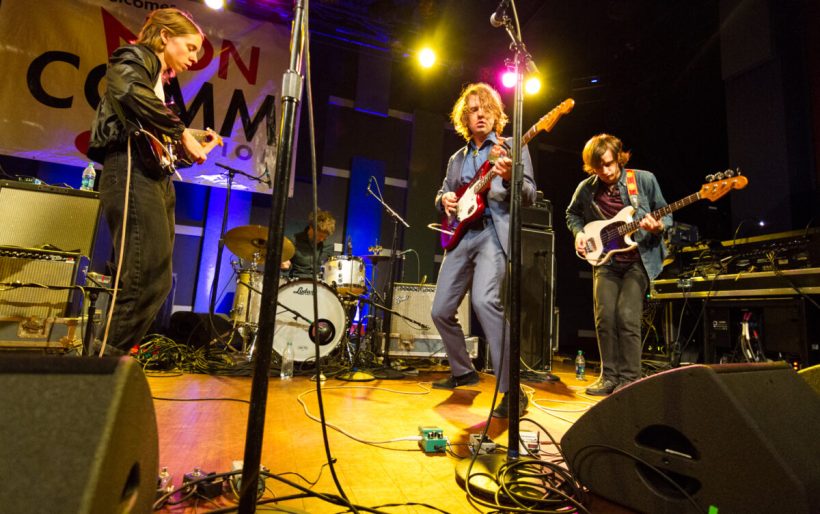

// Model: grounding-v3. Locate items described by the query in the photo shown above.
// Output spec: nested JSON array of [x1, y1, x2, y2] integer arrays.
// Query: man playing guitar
[[431, 83, 537, 418], [88, 8, 210, 355], [566, 134, 671, 395]]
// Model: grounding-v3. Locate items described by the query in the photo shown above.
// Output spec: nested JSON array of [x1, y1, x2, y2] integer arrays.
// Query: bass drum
[[273, 279, 346, 361]]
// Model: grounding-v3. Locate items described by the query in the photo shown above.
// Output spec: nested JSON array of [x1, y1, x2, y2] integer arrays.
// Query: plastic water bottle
[[280, 341, 294, 379], [81, 162, 96, 191], [575, 350, 586, 381]]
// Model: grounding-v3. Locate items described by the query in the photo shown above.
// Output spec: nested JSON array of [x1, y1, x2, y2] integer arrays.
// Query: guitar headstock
[[700, 168, 748, 202], [536, 98, 575, 133]]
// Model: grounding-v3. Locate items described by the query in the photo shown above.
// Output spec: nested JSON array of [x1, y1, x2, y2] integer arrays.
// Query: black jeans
[[99, 146, 175, 351], [592, 260, 648, 383]]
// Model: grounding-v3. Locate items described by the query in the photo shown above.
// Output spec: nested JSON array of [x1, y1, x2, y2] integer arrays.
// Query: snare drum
[[322, 255, 365, 296], [273, 279, 346, 361]]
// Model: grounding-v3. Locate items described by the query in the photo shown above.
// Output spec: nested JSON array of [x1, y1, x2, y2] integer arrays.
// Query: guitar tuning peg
[[714, 171, 724, 181], [724, 169, 734, 178], [705, 174, 714, 182], [735, 167, 742, 175]]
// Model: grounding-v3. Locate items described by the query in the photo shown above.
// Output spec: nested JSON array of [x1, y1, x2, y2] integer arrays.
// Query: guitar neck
[[619, 192, 702, 235]]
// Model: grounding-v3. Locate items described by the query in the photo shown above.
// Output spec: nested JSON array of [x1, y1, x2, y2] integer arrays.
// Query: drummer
[[281, 209, 337, 279]]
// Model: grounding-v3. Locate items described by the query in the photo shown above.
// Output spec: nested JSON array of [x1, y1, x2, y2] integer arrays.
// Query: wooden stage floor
[[149, 360, 617, 513]]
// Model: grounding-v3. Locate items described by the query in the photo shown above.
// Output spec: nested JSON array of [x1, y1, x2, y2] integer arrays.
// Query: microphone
[[490, 0, 509, 28]]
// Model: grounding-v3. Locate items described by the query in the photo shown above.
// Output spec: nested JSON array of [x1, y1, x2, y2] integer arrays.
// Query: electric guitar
[[578, 172, 748, 266], [138, 127, 223, 177], [438, 98, 575, 251]]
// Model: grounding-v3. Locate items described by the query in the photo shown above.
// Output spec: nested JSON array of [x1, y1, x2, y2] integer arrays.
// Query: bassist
[[566, 134, 670, 395], [431, 83, 537, 418]]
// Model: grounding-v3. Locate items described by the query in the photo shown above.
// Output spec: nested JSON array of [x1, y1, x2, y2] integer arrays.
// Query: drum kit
[[223, 224, 391, 366]]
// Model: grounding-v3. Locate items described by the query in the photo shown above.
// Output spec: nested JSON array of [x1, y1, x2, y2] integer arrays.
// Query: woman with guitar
[[87, 8, 210, 355], [430, 83, 537, 418], [566, 134, 671, 396]]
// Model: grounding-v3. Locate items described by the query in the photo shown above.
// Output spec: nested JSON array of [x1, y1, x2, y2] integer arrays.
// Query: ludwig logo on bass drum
[[293, 287, 315, 296]]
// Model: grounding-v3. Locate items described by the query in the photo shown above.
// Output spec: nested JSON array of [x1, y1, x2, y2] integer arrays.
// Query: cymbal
[[357, 254, 390, 262], [224, 225, 295, 263]]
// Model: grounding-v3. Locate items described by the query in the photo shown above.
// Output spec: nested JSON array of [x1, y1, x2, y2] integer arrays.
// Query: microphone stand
[[455, 0, 539, 499], [366, 181, 409, 378], [206, 163, 268, 356], [237, 0, 305, 510]]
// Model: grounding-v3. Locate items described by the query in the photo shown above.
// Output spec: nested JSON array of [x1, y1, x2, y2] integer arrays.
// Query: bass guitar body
[[580, 206, 637, 266]]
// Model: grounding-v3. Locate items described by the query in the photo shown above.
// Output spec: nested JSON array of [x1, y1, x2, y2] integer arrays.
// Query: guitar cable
[[98, 135, 134, 357]]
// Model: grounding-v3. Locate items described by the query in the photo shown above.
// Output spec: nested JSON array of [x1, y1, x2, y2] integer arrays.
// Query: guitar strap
[[625, 169, 640, 209]]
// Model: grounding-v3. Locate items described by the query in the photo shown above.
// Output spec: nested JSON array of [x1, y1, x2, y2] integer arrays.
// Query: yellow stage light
[[418, 48, 436, 68]]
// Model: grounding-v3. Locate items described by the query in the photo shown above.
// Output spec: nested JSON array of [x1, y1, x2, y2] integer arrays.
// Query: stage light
[[501, 71, 516, 88], [525, 76, 541, 95], [418, 47, 436, 68], [204, 0, 225, 9]]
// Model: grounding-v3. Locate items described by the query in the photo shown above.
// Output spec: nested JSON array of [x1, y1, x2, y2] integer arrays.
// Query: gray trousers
[[592, 260, 649, 383], [431, 222, 510, 392]]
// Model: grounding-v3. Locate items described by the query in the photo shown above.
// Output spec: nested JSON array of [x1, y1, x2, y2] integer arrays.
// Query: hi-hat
[[224, 225, 295, 263]]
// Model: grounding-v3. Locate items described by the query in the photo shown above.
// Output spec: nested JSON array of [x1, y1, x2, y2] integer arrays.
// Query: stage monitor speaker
[[520, 228, 556, 369], [0, 356, 158, 513], [0, 180, 100, 258], [561, 362, 820, 513]]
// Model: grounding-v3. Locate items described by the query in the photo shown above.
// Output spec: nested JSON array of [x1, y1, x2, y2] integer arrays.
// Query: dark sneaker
[[491, 389, 529, 418], [613, 379, 636, 393], [586, 377, 617, 396], [432, 370, 480, 389]]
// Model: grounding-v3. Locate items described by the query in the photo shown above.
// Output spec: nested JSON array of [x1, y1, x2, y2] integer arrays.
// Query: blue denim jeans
[[99, 147, 175, 351], [592, 260, 648, 383]]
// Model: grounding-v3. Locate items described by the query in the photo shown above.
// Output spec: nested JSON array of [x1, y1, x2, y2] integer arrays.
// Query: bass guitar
[[578, 171, 748, 266], [438, 98, 575, 251], [137, 126, 223, 177]]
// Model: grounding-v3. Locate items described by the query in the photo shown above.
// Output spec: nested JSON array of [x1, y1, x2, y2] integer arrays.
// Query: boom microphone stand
[[237, 0, 306, 511], [366, 178, 409, 378]]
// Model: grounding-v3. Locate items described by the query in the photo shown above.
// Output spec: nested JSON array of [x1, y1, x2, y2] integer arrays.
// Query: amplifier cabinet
[[388, 282, 473, 359], [0, 247, 87, 350], [0, 180, 100, 258], [390, 282, 470, 339]]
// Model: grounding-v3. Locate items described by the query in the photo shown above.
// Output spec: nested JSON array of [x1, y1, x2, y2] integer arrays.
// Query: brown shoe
[[432, 370, 480, 389]]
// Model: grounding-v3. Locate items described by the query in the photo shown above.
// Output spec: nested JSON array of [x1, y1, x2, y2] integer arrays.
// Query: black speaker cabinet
[[0, 356, 158, 513], [0, 180, 100, 258], [520, 228, 556, 369], [561, 362, 820, 513]]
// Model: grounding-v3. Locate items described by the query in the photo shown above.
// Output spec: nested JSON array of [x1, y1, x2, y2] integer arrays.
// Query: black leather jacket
[[88, 44, 185, 164]]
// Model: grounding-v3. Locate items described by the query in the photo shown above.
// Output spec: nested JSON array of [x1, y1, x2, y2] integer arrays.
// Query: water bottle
[[575, 350, 586, 381], [157, 466, 174, 493], [81, 162, 96, 191], [280, 341, 294, 379]]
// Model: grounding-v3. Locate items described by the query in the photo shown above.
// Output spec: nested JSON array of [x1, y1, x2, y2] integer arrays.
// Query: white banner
[[0, 0, 291, 193]]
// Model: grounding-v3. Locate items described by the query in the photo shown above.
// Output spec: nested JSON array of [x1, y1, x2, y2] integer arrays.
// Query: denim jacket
[[565, 168, 671, 280]]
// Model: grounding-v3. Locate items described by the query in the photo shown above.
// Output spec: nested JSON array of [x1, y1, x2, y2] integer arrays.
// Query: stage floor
[[149, 359, 624, 513]]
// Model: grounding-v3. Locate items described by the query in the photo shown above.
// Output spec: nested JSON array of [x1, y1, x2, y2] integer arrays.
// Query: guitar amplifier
[[0, 247, 87, 350], [0, 180, 100, 258], [388, 283, 477, 359]]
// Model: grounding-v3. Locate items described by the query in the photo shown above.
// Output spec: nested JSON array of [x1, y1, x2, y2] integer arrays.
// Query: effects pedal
[[230, 460, 267, 497], [519, 431, 540, 456], [469, 433, 496, 455], [182, 467, 222, 499], [418, 426, 447, 453]]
